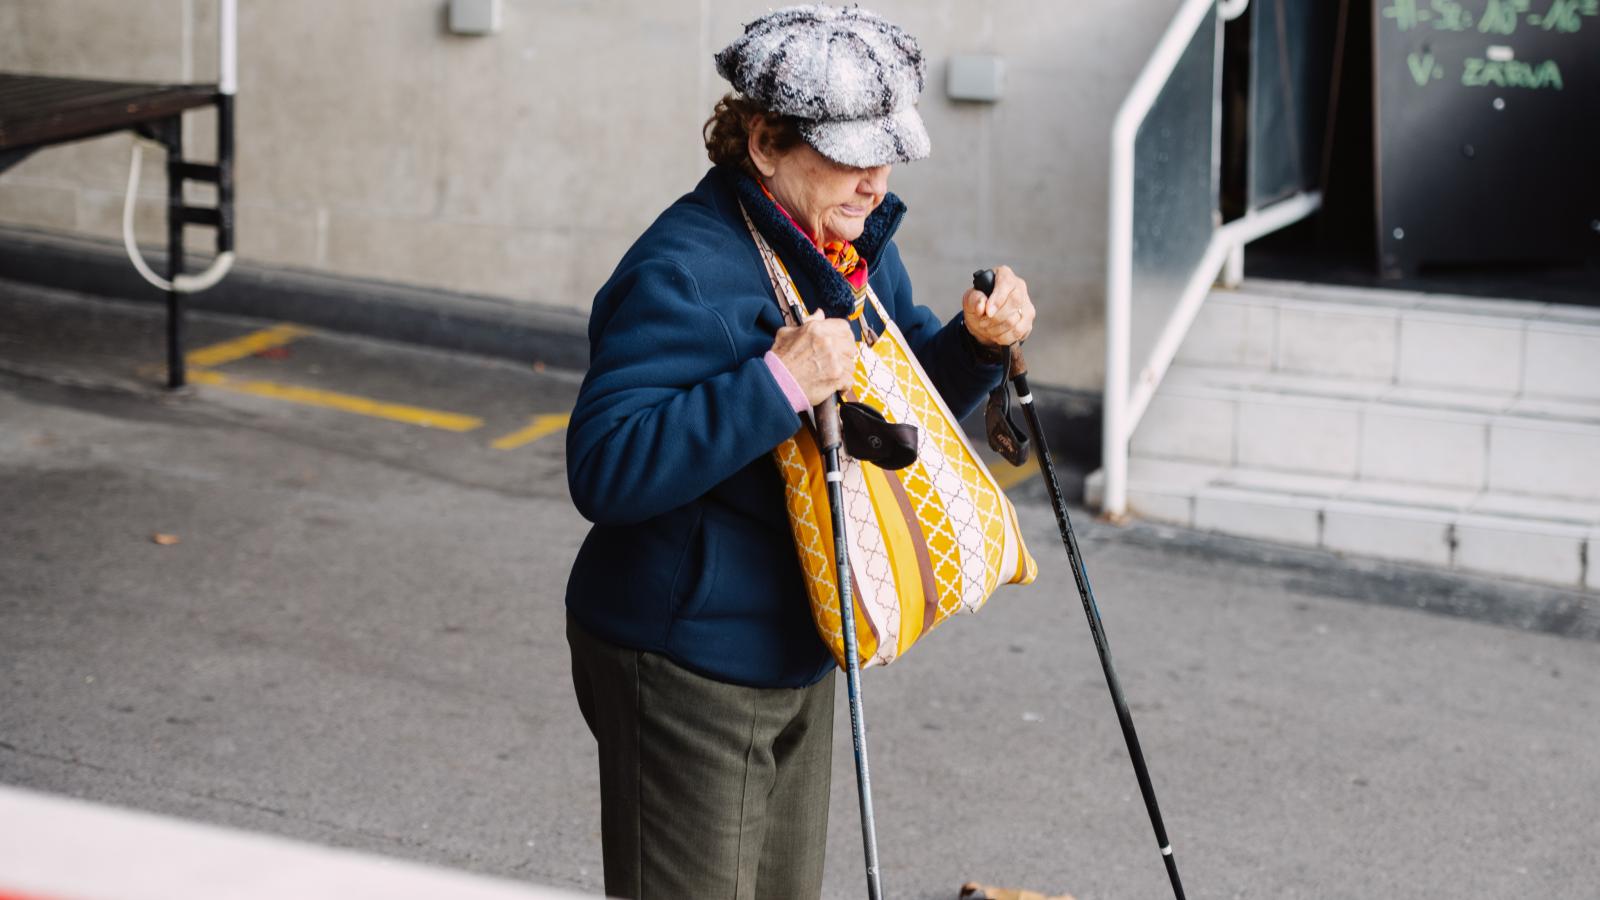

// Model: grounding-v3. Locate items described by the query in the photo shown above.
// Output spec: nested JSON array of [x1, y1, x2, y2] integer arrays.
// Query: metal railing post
[[1101, 0, 1219, 518]]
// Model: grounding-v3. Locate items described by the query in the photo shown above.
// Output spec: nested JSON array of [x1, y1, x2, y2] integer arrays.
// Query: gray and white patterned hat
[[714, 5, 930, 168]]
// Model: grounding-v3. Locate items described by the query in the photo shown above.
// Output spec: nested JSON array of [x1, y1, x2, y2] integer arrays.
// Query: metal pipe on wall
[[219, 0, 237, 96]]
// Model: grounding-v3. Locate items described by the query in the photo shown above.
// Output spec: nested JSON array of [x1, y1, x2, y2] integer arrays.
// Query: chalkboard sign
[[1374, 0, 1599, 275]]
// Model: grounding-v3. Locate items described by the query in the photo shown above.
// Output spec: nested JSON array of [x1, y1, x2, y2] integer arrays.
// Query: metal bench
[[0, 0, 237, 389]]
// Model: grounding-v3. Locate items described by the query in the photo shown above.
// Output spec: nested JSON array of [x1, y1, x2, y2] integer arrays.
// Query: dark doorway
[[1240, 0, 1600, 307]]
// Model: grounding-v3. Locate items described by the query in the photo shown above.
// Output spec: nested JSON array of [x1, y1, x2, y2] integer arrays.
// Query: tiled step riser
[[1122, 488, 1599, 592], [1133, 390, 1600, 500], [1179, 295, 1600, 401], [1114, 281, 1600, 590]]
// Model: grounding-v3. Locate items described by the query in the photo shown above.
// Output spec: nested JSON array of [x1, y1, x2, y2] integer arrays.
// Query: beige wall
[[0, 0, 1181, 389]]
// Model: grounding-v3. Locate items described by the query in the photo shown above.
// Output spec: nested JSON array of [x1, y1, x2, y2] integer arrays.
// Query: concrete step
[[1109, 279, 1600, 591], [1179, 280, 1600, 401], [1132, 364, 1600, 501], [1086, 459, 1600, 591]]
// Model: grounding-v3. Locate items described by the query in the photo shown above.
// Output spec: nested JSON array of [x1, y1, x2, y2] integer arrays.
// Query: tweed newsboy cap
[[714, 5, 930, 168]]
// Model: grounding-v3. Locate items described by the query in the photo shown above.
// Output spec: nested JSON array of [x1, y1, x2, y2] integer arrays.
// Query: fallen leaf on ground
[[151, 533, 181, 546], [960, 882, 1074, 900]]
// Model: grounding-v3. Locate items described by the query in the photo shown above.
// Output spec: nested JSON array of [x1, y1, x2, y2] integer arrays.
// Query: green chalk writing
[[1383, 0, 1428, 30], [1461, 56, 1565, 88], [1408, 51, 1445, 84], [1479, 0, 1532, 33], [1431, 0, 1474, 30], [1383, 0, 1599, 34], [1532, 0, 1585, 31]]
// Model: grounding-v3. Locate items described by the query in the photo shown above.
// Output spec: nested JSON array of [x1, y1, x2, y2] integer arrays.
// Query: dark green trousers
[[567, 616, 836, 899]]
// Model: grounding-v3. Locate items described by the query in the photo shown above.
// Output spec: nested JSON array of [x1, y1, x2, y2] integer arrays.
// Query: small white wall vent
[[449, 0, 502, 36], [946, 55, 1005, 103]]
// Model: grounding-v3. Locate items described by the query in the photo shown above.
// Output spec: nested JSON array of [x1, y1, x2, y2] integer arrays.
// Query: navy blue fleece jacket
[[564, 166, 1004, 688]]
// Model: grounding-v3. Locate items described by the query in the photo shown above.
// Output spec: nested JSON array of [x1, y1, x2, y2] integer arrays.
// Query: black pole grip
[[972, 268, 996, 297], [972, 269, 1029, 380], [781, 295, 847, 455], [816, 393, 843, 453]]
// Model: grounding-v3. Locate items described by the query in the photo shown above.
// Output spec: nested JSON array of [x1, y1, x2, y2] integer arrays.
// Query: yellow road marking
[[992, 454, 1040, 490], [491, 413, 571, 450], [187, 370, 483, 432], [185, 324, 310, 369]]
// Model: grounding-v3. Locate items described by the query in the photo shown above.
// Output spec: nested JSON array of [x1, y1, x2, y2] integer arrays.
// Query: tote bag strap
[[737, 202, 808, 327]]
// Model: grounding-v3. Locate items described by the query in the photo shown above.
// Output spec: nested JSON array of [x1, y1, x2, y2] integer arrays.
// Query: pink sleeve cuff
[[763, 350, 810, 414]]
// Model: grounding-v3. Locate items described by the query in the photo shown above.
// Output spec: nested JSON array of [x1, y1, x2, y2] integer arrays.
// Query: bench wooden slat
[[0, 73, 217, 151]]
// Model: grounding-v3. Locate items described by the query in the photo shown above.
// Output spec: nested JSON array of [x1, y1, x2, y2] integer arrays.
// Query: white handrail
[[1100, 0, 1320, 519], [1218, 0, 1253, 21], [1124, 191, 1321, 430], [1102, 0, 1221, 521]]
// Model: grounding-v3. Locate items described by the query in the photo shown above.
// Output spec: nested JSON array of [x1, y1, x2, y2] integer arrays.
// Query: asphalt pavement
[[2, 277, 1597, 899]]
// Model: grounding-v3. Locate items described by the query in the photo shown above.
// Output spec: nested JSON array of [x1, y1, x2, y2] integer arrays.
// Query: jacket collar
[[714, 165, 906, 319]]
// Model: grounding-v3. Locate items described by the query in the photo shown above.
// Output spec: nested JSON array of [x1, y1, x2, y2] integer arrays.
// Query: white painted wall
[[0, 0, 1184, 389]]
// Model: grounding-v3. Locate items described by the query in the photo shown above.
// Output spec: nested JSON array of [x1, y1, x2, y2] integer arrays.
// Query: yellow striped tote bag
[[746, 217, 1038, 669]]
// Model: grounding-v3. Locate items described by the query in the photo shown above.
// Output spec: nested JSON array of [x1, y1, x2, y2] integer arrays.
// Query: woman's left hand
[[961, 265, 1035, 349]]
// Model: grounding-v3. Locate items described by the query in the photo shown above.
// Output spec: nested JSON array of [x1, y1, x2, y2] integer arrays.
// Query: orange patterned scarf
[[759, 181, 870, 295]]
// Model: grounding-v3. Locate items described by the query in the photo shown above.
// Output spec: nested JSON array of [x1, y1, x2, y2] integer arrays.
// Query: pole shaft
[[825, 446, 884, 900], [1014, 374, 1185, 900]]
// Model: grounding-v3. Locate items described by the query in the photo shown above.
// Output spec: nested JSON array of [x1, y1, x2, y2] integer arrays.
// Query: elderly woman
[[564, 6, 1035, 898]]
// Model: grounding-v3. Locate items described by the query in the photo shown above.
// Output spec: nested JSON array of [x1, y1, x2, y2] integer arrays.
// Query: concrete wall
[[0, 0, 1182, 389]]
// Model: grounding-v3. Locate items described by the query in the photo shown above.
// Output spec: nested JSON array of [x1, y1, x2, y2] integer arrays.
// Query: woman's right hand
[[772, 315, 858, 406]]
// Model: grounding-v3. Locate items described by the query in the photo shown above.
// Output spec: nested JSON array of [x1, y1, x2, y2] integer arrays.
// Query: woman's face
[[751, 127, 891, 245]]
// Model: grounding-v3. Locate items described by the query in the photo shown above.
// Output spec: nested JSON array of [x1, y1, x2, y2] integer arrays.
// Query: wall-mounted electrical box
[[946, 55, 1004, 103], [449, 0, 502, 36]]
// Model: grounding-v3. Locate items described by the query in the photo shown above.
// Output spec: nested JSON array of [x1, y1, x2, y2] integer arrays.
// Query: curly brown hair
[[703, 93, 806, 179]]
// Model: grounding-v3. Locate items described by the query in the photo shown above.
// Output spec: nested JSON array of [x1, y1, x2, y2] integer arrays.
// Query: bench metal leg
[[143, 96, 232, 390], [161, 119, 187, 389]]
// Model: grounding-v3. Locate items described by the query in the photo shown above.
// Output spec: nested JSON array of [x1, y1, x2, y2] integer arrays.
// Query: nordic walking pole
[[784, 296, 885, 900], [974, 270, 1186, 900]]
